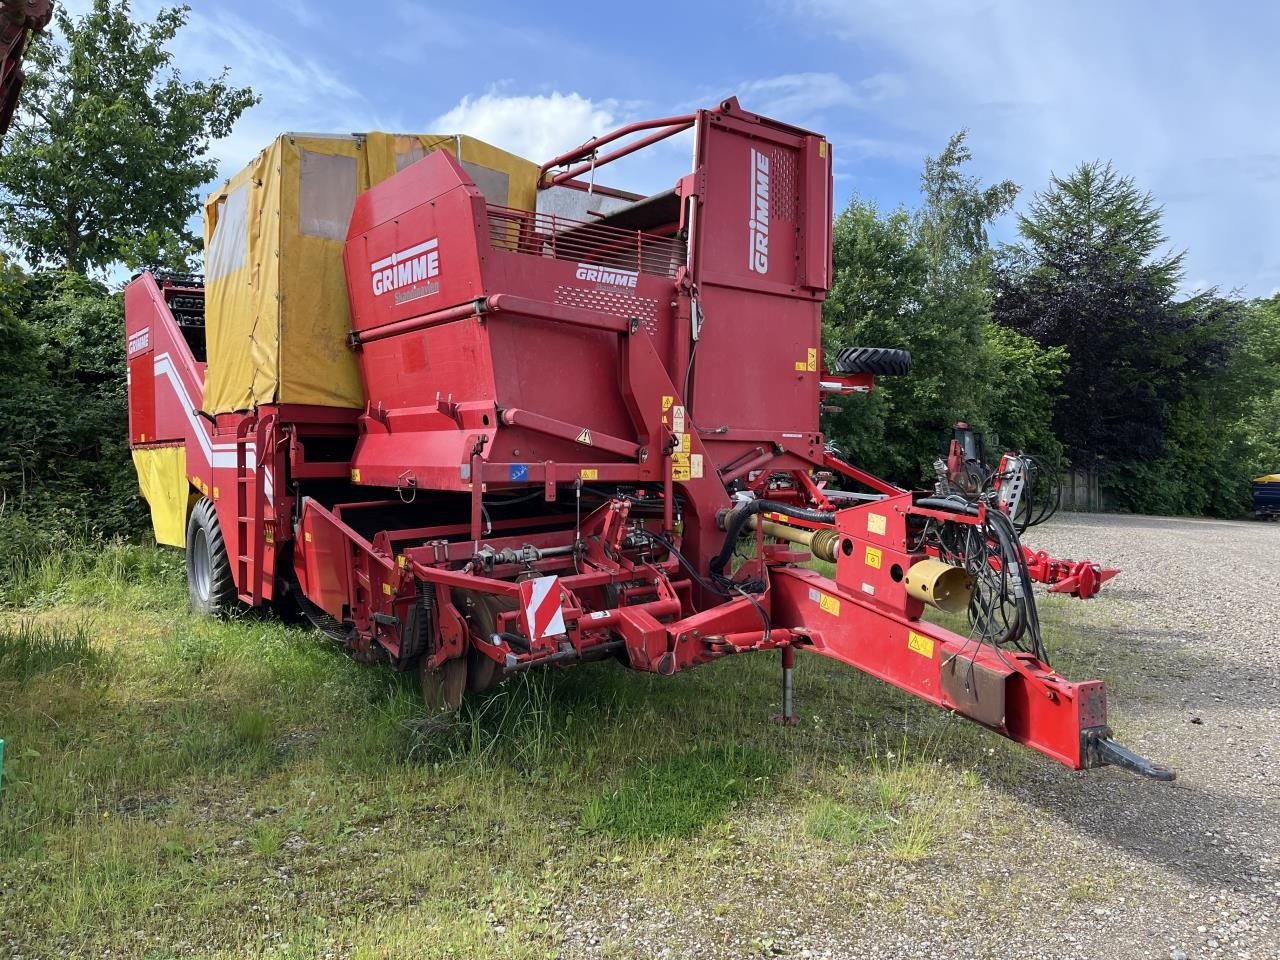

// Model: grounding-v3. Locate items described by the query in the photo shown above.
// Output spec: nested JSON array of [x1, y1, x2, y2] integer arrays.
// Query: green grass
[[580, 744, 784, 839], [0, 618, 102, 680], [0, 540, 1120, 958]]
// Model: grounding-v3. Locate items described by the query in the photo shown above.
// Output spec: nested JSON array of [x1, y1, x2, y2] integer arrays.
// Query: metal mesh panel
[[487, 205, 685, 279]]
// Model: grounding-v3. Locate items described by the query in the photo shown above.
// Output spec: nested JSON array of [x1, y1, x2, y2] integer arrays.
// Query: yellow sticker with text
[[381, 582, 393, 596], [908, 631, 935, 659], [794, 360, 807, 371], [662, 395, 674, 411], [580, 468, 598, 481], [350, 468, 361, 483], [819, 593, 841, 616], [807, 347, 817, 372], [867, 512, 886, 536], [864, 545, 882, 569]]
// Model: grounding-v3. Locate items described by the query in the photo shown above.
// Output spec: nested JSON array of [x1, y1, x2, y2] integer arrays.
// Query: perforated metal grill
[[553, 284, 662, 332], [770, 148, 798, 222]]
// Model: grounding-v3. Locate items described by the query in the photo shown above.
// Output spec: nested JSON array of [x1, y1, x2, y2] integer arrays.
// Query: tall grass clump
[[0, 525, 183, 610], [0, 619, 101, 680]]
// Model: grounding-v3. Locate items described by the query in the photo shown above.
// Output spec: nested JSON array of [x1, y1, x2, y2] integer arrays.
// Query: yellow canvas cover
[[202, 133, 539, 413], [133, 445, 190, 546]]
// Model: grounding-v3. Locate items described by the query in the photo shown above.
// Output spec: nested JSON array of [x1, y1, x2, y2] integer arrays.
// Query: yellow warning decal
[[865, 545, 882, 569], [575, 428, 593, 446], [304, 531, 312, 543], [212, 486, 220, 500], [807, 347, 818, 372], [819, 593, 841, 616], [908, 631, 935, 659], [672, 450, 691, 481], [381, 582, 393, 596], [397, 555, 408, 569], [662, 395, 674, 412], [580, 468, 599, 481], [867, 512, 886, 535], [795, 360, 807, 371], [351, 468, 361, 483]]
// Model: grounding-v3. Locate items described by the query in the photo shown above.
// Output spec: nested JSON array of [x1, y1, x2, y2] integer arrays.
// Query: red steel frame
[[125, 98, 1169, 779]]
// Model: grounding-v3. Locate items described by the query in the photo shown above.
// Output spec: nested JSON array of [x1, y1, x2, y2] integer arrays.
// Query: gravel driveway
[[562, 513, 1280, 960], [832, 512, 1280, 960]]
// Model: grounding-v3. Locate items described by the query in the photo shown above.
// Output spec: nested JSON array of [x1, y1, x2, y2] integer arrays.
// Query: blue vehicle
[[1254, 475, 1280, 520]]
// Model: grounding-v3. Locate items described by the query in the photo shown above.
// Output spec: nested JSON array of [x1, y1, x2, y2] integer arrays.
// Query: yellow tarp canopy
[[133, 446, 191, 547], [202, 133, 539, 414]]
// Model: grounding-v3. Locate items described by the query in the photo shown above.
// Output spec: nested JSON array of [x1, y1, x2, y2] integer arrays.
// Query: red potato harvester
[[124, 98, 1172, 780]]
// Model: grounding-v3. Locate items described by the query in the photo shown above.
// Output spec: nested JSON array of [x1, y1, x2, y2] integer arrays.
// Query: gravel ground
[[562, 513, 1280, 960]]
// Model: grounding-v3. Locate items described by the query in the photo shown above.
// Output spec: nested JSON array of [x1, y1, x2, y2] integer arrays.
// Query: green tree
[[823, 133, 1060, 485], [995, 162, 1245, 514], [0, 0, 257, 273]]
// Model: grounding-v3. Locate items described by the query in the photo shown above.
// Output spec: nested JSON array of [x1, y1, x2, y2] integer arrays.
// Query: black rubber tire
[[185, 497, 239, 617], [831, 346, 912, 376]]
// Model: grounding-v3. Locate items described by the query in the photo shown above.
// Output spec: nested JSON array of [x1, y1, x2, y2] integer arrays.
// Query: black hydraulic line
[[915, 496, 980, 516], [709, 499, 836, 579]]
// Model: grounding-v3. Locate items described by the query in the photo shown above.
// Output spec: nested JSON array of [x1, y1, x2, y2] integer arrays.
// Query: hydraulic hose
[[915, 496, 980, 517], [710, 499, 835, 579]]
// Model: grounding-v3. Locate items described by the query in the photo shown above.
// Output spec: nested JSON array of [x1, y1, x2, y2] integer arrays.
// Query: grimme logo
[[575, 263, 638, 290], [371, 238, 440, 296], [748, 148, 770, 274]]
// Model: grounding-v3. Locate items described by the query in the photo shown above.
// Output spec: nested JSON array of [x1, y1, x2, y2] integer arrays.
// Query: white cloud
[[783, 0, 1280, 295], [432, 91, 620, 165], [737, 71, 903, 123]]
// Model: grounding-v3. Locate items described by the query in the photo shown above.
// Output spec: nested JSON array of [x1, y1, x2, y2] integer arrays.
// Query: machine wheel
[[420, 656, 468, 711], [185, 497, 238, 617], [831, 346, 912, 376], [467, 645, 501, 693]]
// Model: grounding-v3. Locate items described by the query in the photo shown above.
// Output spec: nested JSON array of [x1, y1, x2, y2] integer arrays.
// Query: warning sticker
[[691, 454, 704, 479], [580, 468, 598, 480], [576, 428, 593, 446], [908, 631, 935, 659], [865, 546, 883, 569], [662, 395, 674, 412], [672, 405, 686, 434], [807, 586, 841, 615], [807, 347, 818, 372], [672, 462, 691, 481], [867, 512, 887, 535]]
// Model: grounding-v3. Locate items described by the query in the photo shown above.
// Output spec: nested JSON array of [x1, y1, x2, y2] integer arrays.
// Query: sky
[[63, 0, 1280, 296]]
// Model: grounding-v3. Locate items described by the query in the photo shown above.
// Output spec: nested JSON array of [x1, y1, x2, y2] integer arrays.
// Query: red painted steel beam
[[769, 566, 1106, 770], [538, 114, 697, 185]]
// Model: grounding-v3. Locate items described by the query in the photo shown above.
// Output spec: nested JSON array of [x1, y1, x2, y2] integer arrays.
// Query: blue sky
[[67, 0, 1280, 296]]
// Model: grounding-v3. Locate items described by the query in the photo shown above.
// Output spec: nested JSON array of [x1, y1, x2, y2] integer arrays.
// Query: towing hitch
[[1085, 729, 1176, 781]]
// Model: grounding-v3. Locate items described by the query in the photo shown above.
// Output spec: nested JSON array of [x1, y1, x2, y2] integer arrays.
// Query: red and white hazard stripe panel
[[518, 575, 567, 640]]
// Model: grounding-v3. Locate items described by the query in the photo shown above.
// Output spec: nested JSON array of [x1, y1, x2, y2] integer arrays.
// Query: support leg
[[771, 645, 800, 726]]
